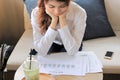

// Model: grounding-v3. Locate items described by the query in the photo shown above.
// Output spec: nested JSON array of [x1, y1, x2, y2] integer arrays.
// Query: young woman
[[31, 0, 87, 56]]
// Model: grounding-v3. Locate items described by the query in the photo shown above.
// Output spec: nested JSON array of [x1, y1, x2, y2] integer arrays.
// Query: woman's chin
[[55, 13, 62, 16], [55, 14, 60, 16]]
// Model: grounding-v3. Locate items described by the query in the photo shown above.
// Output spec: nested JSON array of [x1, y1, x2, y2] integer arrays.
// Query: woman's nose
[[54, 8, 61, 15]]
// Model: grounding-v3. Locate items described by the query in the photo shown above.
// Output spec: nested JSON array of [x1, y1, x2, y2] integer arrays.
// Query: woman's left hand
[[59, 11, 68, 28], [59, 11, 67, 20]]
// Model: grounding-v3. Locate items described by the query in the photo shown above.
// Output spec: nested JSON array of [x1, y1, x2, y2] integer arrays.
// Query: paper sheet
[[39, 51, 103, 76]]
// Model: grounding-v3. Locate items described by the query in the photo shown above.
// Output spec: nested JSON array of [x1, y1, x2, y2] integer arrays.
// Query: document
[[39, 51, 103, 76]]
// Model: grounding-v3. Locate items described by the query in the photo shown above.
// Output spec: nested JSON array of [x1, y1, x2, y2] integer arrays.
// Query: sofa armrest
[[7, 30, 33, 70]]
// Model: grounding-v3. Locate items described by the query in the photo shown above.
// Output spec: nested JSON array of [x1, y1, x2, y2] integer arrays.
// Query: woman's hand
[[46, 9, 58, 30], [46, 9, 58, 21], [59, 10, 67, 19], [59, 11, 67, 28]]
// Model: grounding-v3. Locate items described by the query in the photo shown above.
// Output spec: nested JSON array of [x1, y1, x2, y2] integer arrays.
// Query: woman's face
[[45, 0, 69, 16]]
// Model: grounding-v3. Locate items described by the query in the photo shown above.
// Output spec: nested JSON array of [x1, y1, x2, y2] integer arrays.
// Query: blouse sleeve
[[31, 8, 58, 56], [58, 7, 87, 55]]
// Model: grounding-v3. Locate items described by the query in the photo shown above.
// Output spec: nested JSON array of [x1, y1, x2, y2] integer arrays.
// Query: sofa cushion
[[74, 0, 116, 40], [104, 0, 120, 31]]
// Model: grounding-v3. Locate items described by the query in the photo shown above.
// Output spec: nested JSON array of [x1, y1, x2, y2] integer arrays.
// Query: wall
[[0, 0, 24, 45]]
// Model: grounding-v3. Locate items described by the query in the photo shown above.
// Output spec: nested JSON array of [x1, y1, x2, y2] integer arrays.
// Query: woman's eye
[[49, 5, 55, 8], [60, 5, 67, 8]]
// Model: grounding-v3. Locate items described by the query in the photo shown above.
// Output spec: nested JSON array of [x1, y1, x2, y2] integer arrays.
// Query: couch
[[7, 0, 120, 74]]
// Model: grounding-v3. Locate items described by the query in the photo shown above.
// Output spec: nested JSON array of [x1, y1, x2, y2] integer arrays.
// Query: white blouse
[[31, 1, 87, 56]]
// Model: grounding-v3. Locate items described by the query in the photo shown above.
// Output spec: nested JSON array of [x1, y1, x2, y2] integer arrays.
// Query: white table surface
[[14, 64, 103, 80]]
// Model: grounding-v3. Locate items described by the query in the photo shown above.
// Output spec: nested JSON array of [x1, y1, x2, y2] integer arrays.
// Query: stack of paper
[[38, 51, 103, 76]]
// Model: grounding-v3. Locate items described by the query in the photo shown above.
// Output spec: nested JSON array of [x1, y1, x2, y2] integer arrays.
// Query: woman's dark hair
[[37, 0, 70, 34]]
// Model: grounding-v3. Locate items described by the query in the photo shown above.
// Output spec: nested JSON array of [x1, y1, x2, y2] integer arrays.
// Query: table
[[14, 65, 103, 80]]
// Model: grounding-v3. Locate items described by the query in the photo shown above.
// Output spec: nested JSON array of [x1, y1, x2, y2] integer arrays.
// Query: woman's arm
[[58, 7, 87, 55], [31, 8, 58, 56]]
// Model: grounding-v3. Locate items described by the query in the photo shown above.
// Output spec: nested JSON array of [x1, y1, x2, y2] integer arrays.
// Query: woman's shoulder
[[31, 7, 40, 26], [70, 1, 86, 13], [31, 7, 39, 18]]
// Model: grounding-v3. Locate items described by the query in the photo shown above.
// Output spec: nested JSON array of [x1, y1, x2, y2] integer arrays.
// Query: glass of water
[[23, 59, 39, 80]]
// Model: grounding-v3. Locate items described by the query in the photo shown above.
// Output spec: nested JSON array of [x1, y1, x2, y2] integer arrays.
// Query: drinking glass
[[23, 59, 39, 80]]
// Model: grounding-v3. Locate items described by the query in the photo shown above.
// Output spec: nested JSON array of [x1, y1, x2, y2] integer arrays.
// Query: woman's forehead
[[45, 0, 66, 6]]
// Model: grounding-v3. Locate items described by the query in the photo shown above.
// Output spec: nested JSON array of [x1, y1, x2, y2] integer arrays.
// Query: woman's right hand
[[46, 9, 58, 21], [46, 9, 58, 30]]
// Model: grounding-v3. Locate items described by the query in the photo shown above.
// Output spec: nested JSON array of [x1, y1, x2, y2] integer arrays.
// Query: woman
[[31, 0, 87, 56]]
